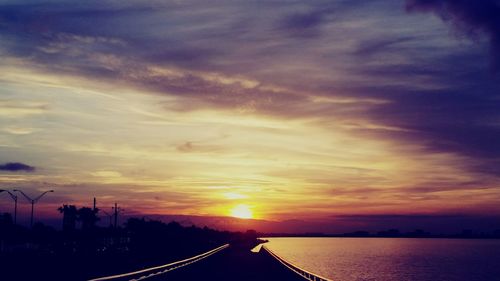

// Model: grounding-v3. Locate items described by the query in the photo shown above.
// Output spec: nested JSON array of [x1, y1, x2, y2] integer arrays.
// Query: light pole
[[13, 189, 54, 228], [0, 189, 18, 224]]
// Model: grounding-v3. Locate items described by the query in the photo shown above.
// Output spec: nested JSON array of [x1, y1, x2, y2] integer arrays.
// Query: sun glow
[[229, 204, 253, 219], [223, 192, 248, 200]]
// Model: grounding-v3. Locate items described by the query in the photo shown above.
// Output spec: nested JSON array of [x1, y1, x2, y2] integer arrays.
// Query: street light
[[0, 189, 18, 224], [13, 189, 54, 228]]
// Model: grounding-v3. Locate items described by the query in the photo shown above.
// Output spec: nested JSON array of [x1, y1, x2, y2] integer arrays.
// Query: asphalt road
[[147, 245, 305, 281]]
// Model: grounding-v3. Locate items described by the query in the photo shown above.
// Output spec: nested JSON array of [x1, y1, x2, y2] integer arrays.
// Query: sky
[[0, 0, 500, 233]]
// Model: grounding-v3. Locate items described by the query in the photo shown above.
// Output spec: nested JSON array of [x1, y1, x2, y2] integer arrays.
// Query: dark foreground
[[1, 214, 266, 281], [1, 212, 305, 281], [146, 245, 305, 281]]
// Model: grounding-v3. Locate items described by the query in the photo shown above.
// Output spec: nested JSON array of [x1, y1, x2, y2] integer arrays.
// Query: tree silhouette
[[77, 207, 99, 230], [58, 205, 100, 230], [58, 205, 77, 231]]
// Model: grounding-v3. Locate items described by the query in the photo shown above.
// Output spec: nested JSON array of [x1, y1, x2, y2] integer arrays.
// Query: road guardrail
[[262, 245, 332, 281], [88, 243, 229, 281]]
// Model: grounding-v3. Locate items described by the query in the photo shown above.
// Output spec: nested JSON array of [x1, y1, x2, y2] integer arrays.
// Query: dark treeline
[[0, 209, 260, 281]]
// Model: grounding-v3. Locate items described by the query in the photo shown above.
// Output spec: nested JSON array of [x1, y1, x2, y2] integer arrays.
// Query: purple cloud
[[406, 0, 500, 68], [1, 0, 500, 179], [0, 162, 35, 172]]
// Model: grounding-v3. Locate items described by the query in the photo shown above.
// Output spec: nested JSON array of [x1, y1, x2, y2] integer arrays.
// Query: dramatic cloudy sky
[[1, 0, 499, 232]]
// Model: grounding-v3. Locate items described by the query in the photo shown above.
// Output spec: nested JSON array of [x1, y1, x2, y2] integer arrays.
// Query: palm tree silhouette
[[58, 205, 78, 231], [77, 207, 100, 230]]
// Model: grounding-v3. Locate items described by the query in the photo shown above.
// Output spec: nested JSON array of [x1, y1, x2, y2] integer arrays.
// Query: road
[[147, 245, 305, 281]]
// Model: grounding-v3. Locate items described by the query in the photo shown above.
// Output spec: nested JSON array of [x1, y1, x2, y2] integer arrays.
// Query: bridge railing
[[262, 245, 333, 281], [88, 243, 229, 281]]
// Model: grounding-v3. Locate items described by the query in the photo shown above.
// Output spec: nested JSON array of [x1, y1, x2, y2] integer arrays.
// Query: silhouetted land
[[0, 212, 261, 281], [2, 209, 500, 281], [263, 228, 500, 239]]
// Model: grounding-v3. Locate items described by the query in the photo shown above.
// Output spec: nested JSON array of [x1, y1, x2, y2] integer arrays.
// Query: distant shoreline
[[261, 232, 500, 239]]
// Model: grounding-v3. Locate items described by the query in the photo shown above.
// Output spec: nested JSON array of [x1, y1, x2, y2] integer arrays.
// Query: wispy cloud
[[0, 100, 48, 118], [0, 0, 499, 228], [406, 0, 500, 68]]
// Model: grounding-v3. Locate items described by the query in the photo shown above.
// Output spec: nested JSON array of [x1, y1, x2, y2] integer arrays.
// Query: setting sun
[[229, 204, 253, 219]]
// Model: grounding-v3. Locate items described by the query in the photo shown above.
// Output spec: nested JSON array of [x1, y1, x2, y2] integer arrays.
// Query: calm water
[[264, 237, 500, 281]]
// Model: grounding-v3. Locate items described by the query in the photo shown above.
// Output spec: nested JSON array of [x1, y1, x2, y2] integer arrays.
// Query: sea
[[264, 237, 500, 281]]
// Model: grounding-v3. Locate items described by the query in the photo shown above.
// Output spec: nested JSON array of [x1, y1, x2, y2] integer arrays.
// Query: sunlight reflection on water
[[265, 237, 500, 281]]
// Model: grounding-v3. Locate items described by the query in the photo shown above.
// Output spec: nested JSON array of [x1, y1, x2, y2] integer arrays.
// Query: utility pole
[[93, 197, 96, 211], [102, 210, 113, 227], [111, 203, 124, 228], [113, 202, 118, 228]]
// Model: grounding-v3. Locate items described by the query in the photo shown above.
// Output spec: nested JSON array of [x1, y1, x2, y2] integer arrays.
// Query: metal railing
[[262, 245, 333, 281], [88, 244, 229, 281]]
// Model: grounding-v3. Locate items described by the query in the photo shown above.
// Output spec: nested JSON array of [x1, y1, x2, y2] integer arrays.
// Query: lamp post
[[13, 189, 54, 228], [0, 189, 18, 224]]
